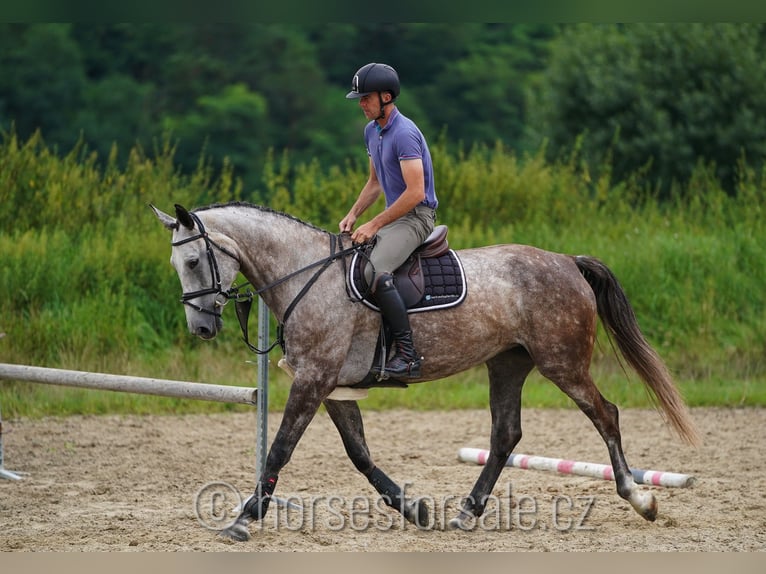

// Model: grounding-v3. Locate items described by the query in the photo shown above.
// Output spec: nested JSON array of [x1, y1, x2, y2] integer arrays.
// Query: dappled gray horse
[[152, 201, 699, 541]]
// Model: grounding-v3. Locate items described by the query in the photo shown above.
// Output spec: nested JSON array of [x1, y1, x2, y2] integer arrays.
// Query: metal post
[[0, 402, 24, 481], [0, 329, 21, 480], [250, 297, 301, 511], [255, 296, 269, 480]]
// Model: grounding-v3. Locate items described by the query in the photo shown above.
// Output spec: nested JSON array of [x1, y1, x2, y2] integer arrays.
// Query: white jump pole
[[458, 447, 696, 488], [0, 363, 258, 405]]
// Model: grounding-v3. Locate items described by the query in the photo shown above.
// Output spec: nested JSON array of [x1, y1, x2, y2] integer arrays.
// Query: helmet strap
[[376, 92, 394, 121]]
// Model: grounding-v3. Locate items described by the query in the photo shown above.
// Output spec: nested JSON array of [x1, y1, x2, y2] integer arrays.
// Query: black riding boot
[[374, 273, 422, 379]]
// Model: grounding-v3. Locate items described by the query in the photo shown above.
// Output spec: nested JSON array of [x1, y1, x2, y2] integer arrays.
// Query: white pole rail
[[0, 363, 258, 406]]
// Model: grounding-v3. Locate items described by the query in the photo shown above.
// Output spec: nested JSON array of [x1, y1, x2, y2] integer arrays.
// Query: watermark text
[[193, 481, 596, 533]]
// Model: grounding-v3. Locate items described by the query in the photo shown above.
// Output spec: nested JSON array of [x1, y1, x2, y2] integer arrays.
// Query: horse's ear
[[149, 204, 178, 231], [174, 204, 195, 230]]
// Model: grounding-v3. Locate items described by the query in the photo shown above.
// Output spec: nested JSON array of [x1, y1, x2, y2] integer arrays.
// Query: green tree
[[0, 24, 87, 148], [162, 83, 269, 188], [74, 74, 156, 162], [528, 23, 766, 195], [418, 25, 555, 151]]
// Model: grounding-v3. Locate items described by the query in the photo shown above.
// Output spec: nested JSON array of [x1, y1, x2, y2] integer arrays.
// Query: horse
[[151, 201, 699, 541]]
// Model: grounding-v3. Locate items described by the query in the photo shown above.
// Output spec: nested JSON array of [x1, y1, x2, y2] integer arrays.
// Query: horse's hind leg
[[323, 398, 430, 528], [540, 366, 657, 521], [449, 347, 534, 530]]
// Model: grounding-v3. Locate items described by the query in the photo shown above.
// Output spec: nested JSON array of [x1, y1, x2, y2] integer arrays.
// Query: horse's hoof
[[403, 498, 431, 529], [447, 512, 474, 531], [641, 500, 658, 522], [629, 490, 658, 522], [218, 522, 251, 542]]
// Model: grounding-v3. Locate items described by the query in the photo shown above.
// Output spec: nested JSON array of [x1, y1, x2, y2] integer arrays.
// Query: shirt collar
[[375, 107, 399, 133]]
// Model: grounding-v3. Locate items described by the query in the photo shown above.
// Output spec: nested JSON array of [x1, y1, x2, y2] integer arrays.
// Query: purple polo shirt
[[364, 108, 438, 210]]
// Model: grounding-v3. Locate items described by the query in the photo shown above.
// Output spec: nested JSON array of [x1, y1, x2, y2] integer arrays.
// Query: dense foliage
[[0, 23, 556, 191], [529, 23, 766, 196], [2, 23, 765, 195]]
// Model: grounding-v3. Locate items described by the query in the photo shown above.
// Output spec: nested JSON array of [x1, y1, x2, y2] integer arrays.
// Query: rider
[[340, 62, 438, 379]]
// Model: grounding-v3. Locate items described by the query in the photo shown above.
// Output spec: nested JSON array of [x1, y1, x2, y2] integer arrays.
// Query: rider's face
[[358, 92, 391, 120]]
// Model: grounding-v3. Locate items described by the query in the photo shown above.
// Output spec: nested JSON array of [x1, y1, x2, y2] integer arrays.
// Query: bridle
[[171, 211, 364, 354], [171, 211, 241, 318]]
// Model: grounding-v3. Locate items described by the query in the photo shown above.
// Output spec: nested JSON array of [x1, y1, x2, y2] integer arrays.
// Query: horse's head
[[151, 204, 241, 340]]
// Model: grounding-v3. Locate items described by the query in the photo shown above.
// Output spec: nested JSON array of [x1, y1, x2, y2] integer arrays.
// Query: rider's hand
[[339, 214, 356, 234], [351, 221, 379, 245]]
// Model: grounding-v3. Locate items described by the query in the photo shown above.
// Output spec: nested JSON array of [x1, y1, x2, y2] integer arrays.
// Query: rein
[[173, 212, 362, 355], [230, 233, 361, 355]]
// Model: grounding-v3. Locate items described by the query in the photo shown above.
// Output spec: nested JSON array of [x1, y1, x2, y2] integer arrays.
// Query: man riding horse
[[340, 62, 439, 379]]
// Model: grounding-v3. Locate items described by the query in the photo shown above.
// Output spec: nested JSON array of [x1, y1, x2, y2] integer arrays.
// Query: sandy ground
[[1, 406, 764, 552]]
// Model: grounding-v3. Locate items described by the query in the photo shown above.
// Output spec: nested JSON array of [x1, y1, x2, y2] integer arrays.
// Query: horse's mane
[[194, 201, 331, 236]]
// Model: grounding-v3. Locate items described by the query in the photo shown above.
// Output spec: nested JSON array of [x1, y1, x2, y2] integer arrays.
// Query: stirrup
[[384, 355, 422, 379]]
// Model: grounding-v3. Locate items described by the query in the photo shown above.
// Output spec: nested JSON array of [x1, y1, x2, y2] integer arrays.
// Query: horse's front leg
[[220, 374, 330, 542], [323, 399, 430, 528]]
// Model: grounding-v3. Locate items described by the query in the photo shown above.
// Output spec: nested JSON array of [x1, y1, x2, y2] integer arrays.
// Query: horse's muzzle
[[191, 317, 222, 340]]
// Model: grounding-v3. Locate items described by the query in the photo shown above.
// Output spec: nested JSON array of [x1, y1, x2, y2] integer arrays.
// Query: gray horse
[[152, 201, 699, 541]]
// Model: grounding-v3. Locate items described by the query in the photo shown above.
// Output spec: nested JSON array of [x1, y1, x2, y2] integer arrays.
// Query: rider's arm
[[339, 157, 383, 232], [364, 158, 425, 231]]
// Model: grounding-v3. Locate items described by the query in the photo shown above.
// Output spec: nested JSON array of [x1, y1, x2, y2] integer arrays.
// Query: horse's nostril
[[196, 325, 212, 339]]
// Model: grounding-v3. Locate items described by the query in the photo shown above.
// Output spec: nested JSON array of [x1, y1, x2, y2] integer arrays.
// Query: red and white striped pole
[[458, 448, 696, 488]]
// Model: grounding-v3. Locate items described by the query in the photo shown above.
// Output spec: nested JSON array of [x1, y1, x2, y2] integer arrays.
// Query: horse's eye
[[188, 258, 199, 269]]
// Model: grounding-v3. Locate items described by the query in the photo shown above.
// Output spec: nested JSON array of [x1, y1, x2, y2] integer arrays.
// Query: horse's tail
[[575, 255, 700, 446]]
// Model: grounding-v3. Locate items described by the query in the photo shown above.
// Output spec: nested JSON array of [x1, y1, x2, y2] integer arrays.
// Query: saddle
[[348, 225, 467, 313]]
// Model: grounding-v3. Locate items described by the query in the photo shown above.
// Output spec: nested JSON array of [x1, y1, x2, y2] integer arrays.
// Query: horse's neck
[[206, 206, 333, 315]]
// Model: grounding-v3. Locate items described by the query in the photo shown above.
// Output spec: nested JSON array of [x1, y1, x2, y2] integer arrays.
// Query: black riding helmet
[[346, 62, 400, 101]]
